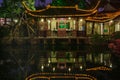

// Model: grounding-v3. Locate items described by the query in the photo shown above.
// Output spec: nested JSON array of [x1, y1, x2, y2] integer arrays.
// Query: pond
[[0, 44, 120, 80]]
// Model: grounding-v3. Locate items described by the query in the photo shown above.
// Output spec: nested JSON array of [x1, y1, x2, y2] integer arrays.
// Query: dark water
[[0, 44, 120, 80]]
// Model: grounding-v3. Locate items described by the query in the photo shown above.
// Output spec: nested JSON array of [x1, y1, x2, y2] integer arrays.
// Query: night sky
[[35, 0, 52, 8], [0, 0, 3, 7]]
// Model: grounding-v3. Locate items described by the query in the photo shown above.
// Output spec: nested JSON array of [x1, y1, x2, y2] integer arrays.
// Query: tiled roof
[[22, 0, 120, 22]]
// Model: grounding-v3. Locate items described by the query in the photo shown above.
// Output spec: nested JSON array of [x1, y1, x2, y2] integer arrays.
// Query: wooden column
[[85, 21, 87, 36], [91, 22, 95, 34]]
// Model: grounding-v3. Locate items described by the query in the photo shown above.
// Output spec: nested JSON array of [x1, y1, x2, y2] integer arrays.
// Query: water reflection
[[0, 45, 119, 80]]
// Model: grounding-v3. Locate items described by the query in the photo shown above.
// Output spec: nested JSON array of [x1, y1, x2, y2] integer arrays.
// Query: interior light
[[14, 19, 18, 23], [48, 60, 51, 63], [47, 63, 50, 66], [41, 19, 44, 22], [48, 20, 51, 23], [41, 65, 44, 69], [53, 67, 55, 72], [68, 68, 71, 72], [110, 63, 112, 68], [80, 66, 83, 69], [68, 17, 71, 20], [53, 18, 55, 20], [80, 19, 83, 21], [109, 20, 113, 23]]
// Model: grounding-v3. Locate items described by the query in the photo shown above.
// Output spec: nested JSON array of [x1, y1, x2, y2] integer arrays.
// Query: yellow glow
[[68, 17, 71, 20], [80, 66, 83, 69], [68, 68, 71, 72], [109, 20, 113, 23], [41, 18, 44, 22], [48, 20, 51, 23], [14, 19, 18, 23], [53, 67, 55, 71], [86, 66, 111, 71], [53, 18, 55, 20], [110, 63, 112, 68], [41, 65, 44, 70], [80, 19, 83, 22]]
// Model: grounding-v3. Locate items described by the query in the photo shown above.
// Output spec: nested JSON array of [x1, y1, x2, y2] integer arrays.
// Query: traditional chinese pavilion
[[22, 0, 120, 38]]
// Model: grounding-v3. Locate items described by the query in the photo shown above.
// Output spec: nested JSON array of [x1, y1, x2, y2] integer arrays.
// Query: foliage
[[91, 33, 109, 45], [90, 33, 110, 54], [0, 0, 26, 38], [78, 0, 86, 9], [0, 26, 10, 37], [50, 0, 77, 6], [0, 0, 23, 18], [111, 31, 120, 40], [50, 0, 93, 9], [24, 0, 35, 10], [108, 39, 120, 55], [108, 31, 120, 55]]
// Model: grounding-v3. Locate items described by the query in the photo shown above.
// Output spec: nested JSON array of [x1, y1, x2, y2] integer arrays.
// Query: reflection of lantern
[[68, 68, 71, 72], [57, 63, 66, 69], [53, 67, 55, 72], [41, 65, 44, 71]]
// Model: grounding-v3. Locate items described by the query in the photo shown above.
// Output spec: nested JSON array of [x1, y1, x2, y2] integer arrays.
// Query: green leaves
[[25, 0, 35, 10], [111, 31, 120, 39], [13, 7, 21, 15], [0, 27, 10, 37], [50, 0, 87, 9], [78, 0, 86, 9], [51, 0, 66, 6], [51, 0, 76, 6], [91, 33, 109, 45], [0, 0, 23, 18]]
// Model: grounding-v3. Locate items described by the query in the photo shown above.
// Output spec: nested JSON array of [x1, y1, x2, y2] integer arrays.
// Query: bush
[[0, 27, 10, 38], [108, 39, 120, 55], [108, 31, 120, 55], [111, 31, 120, 40], [91, 33, 109, 45]]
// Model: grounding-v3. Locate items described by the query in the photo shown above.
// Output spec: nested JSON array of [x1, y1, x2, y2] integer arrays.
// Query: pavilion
[[22, 0, 120, 38]]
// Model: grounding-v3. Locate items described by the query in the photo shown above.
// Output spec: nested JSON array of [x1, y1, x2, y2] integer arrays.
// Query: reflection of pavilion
[[26, 51, 112, 80], [22, 0, 120, 38], [46, 51, 112, 71]]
